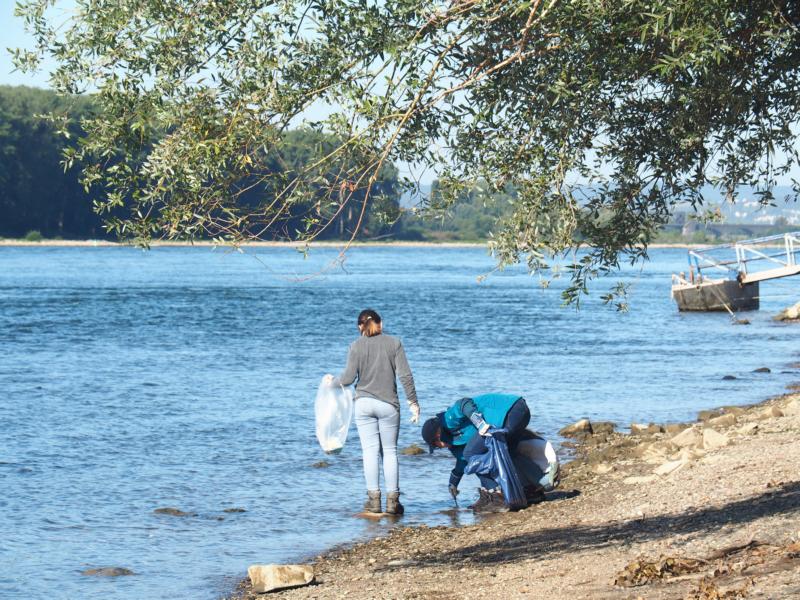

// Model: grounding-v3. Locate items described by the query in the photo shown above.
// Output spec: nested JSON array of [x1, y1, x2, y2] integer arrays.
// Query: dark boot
[[468, 488, 492, 512], [363, 490, 381, 513], [385, 491, 404, 515], [524, 484, 546, 505], [475, 489, 510, 513]]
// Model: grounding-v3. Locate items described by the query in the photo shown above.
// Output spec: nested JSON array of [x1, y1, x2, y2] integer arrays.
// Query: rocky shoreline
[[229, 391, 800, 599]]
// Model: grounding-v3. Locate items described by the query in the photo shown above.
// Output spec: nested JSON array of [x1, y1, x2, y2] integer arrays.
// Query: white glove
[[409, 403, 420, 424]]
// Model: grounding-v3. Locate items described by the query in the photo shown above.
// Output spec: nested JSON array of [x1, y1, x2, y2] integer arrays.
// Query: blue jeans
[[354, 397, 400, 493], [463, 398, 530, 489]]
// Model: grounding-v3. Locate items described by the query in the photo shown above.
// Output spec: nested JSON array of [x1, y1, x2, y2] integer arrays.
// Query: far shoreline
[[0, 239, 703, 249]]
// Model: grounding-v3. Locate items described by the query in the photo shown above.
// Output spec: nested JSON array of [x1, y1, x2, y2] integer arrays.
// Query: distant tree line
[[0, 85, 514, 242], [7, 86, 788, 245], [0, 85, 105, 239], [0, 86, 408, 241]]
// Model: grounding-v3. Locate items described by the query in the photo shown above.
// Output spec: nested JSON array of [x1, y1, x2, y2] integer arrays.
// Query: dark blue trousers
[[462, 398, 530, 489]]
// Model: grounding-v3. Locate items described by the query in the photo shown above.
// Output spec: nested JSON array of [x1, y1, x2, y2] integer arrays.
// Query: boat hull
[[672, 279, 759, 312]]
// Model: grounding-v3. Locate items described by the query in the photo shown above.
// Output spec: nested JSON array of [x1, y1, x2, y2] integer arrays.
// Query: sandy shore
[[230, 391, 800, 599]]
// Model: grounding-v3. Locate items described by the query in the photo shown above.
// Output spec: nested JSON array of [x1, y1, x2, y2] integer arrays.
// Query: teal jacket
[[443, 393, 522, 446], [442, 393, 522, 488]]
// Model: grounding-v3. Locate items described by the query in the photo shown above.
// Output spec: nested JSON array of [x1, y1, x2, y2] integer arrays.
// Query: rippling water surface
[[1, 246, 798, 599]]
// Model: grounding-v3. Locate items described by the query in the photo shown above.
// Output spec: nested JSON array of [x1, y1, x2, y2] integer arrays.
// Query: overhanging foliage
[[13, 0, 800, 302]]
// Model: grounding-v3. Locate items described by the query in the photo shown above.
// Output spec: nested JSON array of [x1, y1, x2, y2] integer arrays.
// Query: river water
[[1, 245, 798, 599]]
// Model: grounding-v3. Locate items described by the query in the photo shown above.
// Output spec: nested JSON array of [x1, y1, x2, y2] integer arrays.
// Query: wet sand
[[229, 392, 800, 599]]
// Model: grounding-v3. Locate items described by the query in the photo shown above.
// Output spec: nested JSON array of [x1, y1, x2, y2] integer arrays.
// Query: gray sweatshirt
[[337, 333, 418, 409]]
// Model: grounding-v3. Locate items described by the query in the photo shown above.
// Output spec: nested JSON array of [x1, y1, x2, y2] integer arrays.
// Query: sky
[[1, 0, 59, 88]]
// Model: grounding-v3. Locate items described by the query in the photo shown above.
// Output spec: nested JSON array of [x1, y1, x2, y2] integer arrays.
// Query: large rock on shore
[[630, 423, 663, 436], [639, 441, 675, 464], [759, 406, 784, 420], [591, 421, 616, 435], [664, 423, 690, 435], [737, 423, 759, 435], [698, 409, 722, 422], [670, 426, 703, 448], [248, 564, 314, 593], [784, 399, 800, 416], [702, 428, 729, 450], [559, 418, 593, 438], [773, 301, 800, 321], [708, 413, 736, 428]]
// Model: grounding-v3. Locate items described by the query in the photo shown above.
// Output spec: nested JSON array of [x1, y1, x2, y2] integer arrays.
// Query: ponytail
[[357, 309, 382, 337]]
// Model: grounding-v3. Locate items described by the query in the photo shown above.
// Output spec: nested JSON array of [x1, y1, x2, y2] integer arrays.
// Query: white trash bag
[[314, 376, 354, 454], [514, 436, 560, 491]]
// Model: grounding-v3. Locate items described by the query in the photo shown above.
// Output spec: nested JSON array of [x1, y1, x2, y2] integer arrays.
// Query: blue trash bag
[[464, 427, 527, 510]]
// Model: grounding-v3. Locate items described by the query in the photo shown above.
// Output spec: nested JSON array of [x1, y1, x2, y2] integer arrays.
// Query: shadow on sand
[[385, 480, 800, 569]]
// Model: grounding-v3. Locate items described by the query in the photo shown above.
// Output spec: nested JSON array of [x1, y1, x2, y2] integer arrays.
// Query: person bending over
[[421, 393, 530, 513]]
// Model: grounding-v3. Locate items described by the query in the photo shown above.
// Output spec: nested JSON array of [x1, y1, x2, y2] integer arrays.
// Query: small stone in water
[[312, 461, 331, 468], [400, 444, 426, 455], [154, 507, 196, 517], [82, 567, 134, 577]]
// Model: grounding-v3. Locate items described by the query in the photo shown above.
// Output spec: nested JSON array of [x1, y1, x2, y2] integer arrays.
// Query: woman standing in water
[[327, 309, 420, 515]]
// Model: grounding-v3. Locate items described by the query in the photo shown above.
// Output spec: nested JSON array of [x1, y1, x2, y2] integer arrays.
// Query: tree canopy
[[13, 0, 800, 300]]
